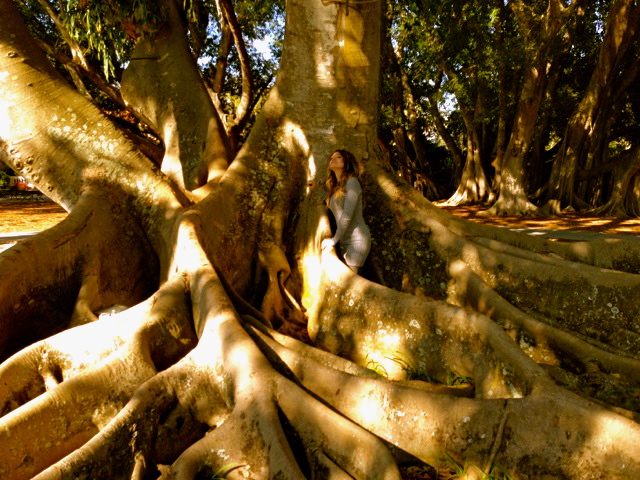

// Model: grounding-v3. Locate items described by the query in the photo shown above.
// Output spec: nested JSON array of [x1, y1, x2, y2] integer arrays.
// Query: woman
[[321, 149, 371, 273]]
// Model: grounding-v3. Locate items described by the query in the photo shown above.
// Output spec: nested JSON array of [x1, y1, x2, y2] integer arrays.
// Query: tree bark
[[543, 0, 640, 215], [1, 0, 640, 479], [488, 0, 584, 215], [121, 0, 232, 190], [442, 77, 491, 206]]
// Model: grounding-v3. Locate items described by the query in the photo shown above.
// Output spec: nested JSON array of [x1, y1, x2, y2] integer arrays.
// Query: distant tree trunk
[[625, 175, 640, 216], [213, 0, 254, 152], [403, 82, 440, 199], [443, 75, 491, 206], [490, 60, 548, 214], [428, 96, 465, 185], [594, 145, 640, 216], [488, 0, 511, 203], [384, 28, 439, 199], [542, 0, 640, 214], [445, 122, 490, 205], [527, 63, 562, 201], [488, 0, 585, 215]]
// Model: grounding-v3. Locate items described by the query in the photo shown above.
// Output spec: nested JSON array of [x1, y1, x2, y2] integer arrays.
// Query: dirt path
[[437, 204, 640, 236], [2, 199, 640, 236], [0, 200, 67, 234]]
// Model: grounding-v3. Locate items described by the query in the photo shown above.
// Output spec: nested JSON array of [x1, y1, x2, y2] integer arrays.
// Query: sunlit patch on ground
[[0, 242, 15, 253], [2, 198, 639, 257], [437, 203, 640, 236], [0, 199, 68, 234]]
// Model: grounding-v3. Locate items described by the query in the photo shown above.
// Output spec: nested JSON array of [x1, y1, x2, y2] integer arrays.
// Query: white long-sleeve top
[[328, 177, 371, 267]]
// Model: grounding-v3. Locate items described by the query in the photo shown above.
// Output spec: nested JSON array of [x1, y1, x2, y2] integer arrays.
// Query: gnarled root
[[0, 278, 196, 480], [249, 322, 640, 479], [0, 191, 159, 360], [31, 354, 218, 480]]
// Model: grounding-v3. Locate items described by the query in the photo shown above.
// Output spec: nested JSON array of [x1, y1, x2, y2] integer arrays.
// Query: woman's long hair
[[325, 149, 361, 198]]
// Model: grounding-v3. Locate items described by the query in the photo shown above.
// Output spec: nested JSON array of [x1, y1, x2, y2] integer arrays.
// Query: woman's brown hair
[[325, 149, 361, 198]]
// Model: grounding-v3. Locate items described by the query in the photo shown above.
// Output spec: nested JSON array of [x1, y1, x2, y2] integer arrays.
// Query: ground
[[436, 203, 640, 235], [0, 197, 67, 234], [3, 196, 640, 236], [1, 196, 640, 479]]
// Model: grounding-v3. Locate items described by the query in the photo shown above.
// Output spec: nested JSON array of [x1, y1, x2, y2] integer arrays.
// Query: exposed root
[[431, 198, 640, 271], [483, 410, 508, 475], [370, 170, 640, 349], [0, 305, 144, 416], [167, 394, 305, 480], [31, 379, 178, 480], [0, 278, 196, 480], [449, 261, 640, 383], [276, 376, 401, 480], [0, 191, 159, 360], [0, 338, 157, 480], [159, 329, 401, 479], [31, 355, 218, 480], [310, 250, 548, 396], [593, 198, 629, 217], [483, 194, 540, 217], [249, 320, 640, 478], [256, 243, 306, 328]]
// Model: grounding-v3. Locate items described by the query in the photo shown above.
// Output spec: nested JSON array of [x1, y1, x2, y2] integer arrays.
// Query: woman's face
[[329, 151, 345, 173]]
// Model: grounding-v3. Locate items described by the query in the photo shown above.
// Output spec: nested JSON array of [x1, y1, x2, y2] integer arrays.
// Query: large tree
[[486, 0, 588, 215], [1, 1, 640, 479], [391, 0, 640, 218], [543, 0, 640, 216]]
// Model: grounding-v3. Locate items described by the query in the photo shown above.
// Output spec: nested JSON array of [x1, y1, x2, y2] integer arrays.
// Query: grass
[[437, 452, 514, 480], [446, 371, 473, 387], [210, 463, 242, 479], [365, 356, 389, 377], [386, 353, 474, 388], [387, 353, 439, 382]]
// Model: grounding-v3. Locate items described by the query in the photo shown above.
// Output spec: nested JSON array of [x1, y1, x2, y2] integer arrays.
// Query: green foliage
[[438, 452, 514, 480], [18, 0, 284, 146], [380, 0, 639, 209], [17, 0, 160, 81], [385, 353, 474, 387], [61, 0, 161, 80], [365, 356, 388, 377], [211, 463, 241, 479], [0, 171, 9, 190], [15, 2, 60, 52], [446, 371, 473, 387], [16, 0, 639, 210], [183, 0, 284, 143], [387, 353, 438, 383]]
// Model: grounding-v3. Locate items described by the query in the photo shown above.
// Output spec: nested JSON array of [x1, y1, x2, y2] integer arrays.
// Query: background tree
[[388, 0, 640, 218], [1, 1, 640, 480], [385, 0, 500, 205], [543, 0, 640, 215]]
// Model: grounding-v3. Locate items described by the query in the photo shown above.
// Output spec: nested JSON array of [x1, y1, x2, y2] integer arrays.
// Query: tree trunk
[[488, 57, 549, 215], [1, 0, 640, 479], [384, 34, 439, 200], [121, 0, 232, 190], [428, 96, 465, 186], [443, 88, 491, 206], [593, 145, 640, 216], [488, 0, 510, 203], [488, 0, 584, 215], [543, 0, 640, 214]]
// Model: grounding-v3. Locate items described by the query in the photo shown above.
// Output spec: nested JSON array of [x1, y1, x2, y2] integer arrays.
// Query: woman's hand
[[321, 238, 335, 250]]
